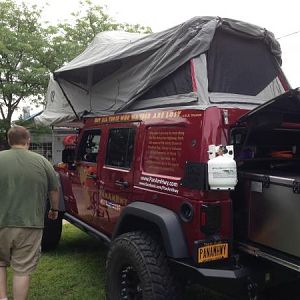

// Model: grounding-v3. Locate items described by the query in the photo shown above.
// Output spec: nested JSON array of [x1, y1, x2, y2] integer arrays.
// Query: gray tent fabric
[[36, 16, 284, 126]]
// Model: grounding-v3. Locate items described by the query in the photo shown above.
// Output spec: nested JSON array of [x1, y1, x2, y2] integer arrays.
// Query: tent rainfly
[[36, 16, 289, 126]]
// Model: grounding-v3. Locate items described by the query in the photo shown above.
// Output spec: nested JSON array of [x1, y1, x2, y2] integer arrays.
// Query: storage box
[[237, 170, 300, 258]]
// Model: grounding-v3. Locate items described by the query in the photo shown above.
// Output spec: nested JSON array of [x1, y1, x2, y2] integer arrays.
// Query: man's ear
[[26, 138, 31, 148]]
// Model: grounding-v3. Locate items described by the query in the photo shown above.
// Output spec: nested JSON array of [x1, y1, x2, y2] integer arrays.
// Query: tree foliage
[[0, 0, 152, 131], [0, 0, 49, 128], [45, 0, 152, 72]]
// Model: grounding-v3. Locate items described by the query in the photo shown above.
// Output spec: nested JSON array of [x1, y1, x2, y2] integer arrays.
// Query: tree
[[0, 119, 8, 149], [0, 0, 151, 148], [0, 0, 49, 130], [45, 0, 152, 72]]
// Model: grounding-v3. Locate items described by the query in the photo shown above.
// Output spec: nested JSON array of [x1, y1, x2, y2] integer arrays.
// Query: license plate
[[198, 242, 228, 263]]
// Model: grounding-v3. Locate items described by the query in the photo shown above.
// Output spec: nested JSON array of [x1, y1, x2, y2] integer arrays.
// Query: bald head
[[8, 126, 31, 148]]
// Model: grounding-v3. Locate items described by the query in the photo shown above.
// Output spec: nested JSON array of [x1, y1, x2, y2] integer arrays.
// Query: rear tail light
[[200, 204, 221, 235]]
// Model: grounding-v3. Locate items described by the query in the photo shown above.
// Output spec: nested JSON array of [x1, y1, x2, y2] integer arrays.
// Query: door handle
[[115, 180, 129, 188]]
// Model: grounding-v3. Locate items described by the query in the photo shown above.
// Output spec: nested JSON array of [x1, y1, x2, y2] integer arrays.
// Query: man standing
[[0, 126, 59, 300]]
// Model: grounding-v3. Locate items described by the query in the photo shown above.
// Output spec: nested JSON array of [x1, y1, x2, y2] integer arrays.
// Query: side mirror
[[62, 148, 75, 164], [68, 162, 77, 171]]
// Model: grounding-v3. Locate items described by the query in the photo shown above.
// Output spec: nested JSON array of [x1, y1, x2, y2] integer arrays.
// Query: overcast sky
[[27, 0, 299, 88], [14, 0, 300, 119]]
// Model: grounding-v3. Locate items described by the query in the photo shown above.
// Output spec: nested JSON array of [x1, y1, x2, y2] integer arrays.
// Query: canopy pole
[[87, 67, 93, 112], [56, 78, 80, 120]]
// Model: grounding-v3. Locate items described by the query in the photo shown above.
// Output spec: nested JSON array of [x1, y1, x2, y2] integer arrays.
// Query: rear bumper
[[169, 257, 251, 298], [170, 258, 249, 280], [169, 255, 300, 299]]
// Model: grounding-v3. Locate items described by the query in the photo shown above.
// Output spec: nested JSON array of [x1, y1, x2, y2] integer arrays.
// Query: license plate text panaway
[[198, 243, 228, 263]]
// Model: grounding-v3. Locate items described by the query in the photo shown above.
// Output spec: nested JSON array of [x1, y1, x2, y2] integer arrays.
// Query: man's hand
[[48, 189, 59, 220], [48, 209, 59, 220]]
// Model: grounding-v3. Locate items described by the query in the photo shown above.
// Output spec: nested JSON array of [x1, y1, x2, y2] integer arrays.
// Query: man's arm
[[48, 189, 60, 220]]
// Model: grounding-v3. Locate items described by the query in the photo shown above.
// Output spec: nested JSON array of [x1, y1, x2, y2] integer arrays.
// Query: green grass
[[6, 224, 228, 299]]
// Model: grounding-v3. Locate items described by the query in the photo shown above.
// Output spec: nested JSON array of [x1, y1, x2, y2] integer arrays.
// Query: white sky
[[30, 0, 300, 87], [14, 0, 300, 117], [109, 0, 300, 88]]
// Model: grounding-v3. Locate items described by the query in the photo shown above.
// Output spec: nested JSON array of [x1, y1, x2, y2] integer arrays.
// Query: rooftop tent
[[36, 16, 288, 126]]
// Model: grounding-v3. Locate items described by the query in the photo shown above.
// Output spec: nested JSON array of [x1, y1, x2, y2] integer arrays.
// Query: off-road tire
[[41, 202, 62, 251], [106, 231, 179, 300]]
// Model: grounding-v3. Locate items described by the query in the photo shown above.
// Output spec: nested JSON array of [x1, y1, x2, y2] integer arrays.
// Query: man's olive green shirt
[[0, 148, 59, 228]]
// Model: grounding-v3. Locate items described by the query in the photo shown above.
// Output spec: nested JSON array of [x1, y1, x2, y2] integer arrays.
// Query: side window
[[78, 130, 101, 163], [105, 128, 135, 168]]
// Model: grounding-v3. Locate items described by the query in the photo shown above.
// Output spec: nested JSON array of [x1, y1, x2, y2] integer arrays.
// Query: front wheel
[[106, 231, 179, 300]]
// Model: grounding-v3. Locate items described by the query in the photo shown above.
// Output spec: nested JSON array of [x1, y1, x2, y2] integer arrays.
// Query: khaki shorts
[[0, 227, 43, 275]]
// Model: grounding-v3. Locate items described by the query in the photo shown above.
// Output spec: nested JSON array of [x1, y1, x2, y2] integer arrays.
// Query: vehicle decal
[[93, 110, 183, 124], [87, 190, 128, 218], [143, 128, 185, 175], [139, 175, 179, 194]]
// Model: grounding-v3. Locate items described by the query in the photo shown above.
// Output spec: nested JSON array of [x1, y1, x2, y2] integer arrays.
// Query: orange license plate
[[198, 243, 228, 263]]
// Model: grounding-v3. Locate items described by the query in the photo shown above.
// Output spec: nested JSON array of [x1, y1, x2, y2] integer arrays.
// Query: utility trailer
[[231, 89, 300, 297]]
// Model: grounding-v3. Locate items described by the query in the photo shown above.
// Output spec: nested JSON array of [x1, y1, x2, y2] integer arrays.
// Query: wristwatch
[[50, 208, 59, 212]]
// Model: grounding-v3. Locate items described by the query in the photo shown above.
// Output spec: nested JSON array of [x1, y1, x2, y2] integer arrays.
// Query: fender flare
[[113, 201, 189, 258]]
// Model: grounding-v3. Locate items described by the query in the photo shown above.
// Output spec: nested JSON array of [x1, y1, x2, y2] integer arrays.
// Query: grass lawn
[[6, 224, 229, 299]]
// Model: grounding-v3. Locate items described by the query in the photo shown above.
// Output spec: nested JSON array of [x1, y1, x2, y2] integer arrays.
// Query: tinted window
[[78, 130, 101, 162], [105, 128, 135, 168]]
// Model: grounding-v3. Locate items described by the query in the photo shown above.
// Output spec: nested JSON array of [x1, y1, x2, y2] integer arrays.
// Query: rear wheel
[[106, 231, 179, 300], [41, 202, 62, 251]]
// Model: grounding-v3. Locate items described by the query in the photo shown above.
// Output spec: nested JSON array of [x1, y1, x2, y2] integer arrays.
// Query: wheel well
[[113, 202, 189, 258], [115, 215, 161, 238]]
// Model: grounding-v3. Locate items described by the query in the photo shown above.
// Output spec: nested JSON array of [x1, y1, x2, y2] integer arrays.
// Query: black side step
[[63, 213, 111, 245]]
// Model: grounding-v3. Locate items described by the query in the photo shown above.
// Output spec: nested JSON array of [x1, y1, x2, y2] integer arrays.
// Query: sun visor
[[236, 89, 300, 129]]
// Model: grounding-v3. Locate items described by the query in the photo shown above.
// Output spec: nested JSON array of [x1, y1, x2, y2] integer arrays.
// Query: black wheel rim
[[120, 265, 143, 300]]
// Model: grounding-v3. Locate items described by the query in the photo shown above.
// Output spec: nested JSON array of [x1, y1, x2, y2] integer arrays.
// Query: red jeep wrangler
[[39, 17, 300, 300], [43, 90, 300, 299]]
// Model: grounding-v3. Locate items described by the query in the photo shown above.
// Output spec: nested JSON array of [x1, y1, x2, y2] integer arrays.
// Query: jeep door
[[99, 123, 138, 235], [68, 128, 102, 226]]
